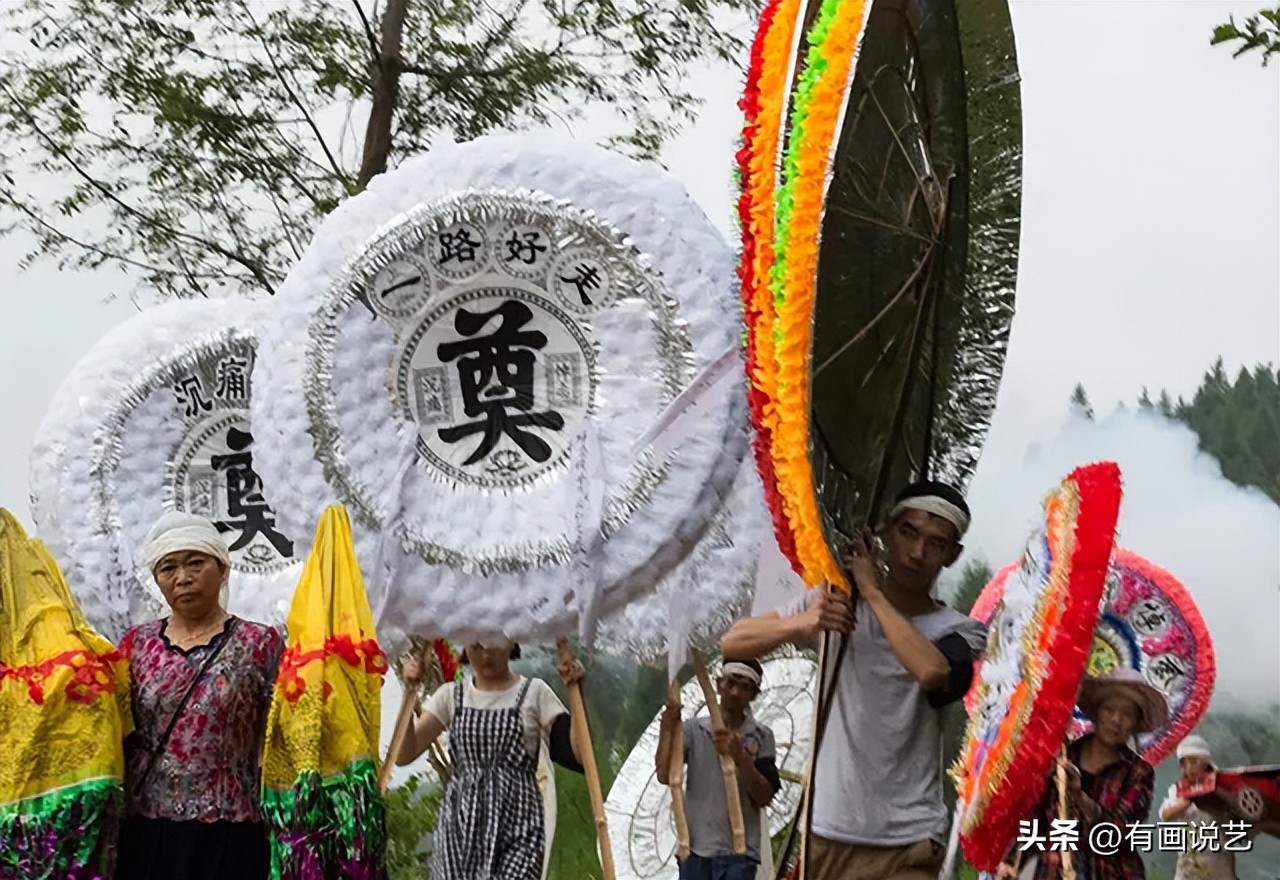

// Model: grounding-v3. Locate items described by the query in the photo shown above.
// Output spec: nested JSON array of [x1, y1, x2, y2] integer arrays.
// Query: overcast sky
[[1, 2, 1276, 714]]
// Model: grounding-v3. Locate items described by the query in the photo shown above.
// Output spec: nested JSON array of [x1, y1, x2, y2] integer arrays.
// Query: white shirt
[[1158, 782, 1237, 880], [422, 675, 568, 760]]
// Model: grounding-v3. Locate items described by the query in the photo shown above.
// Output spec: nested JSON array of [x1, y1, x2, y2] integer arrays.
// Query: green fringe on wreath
[[0, 777, 122, 880], [261, 757, 388, 880]]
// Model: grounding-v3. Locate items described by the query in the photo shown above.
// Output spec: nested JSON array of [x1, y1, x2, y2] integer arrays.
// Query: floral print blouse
[[120, 616, 284, 823]]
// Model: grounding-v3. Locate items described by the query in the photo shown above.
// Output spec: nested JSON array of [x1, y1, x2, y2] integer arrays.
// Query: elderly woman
[[1159, 735, 1238, 880], [115, 512, 284, 880], [998, 668, 1166, 880]]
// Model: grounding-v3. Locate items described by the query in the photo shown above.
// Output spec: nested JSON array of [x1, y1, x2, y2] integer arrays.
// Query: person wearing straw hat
[[997, 668, 1166, 880], [115, 512, 285, 880], [396, 639, 587, 880], [1159, 734, 1239, 880], [722, 480, 987, 880], [655, 657, 782, 880]]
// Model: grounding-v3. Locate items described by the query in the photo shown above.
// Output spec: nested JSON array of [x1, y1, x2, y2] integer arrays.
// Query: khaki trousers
[[805, 835, 944, 880]]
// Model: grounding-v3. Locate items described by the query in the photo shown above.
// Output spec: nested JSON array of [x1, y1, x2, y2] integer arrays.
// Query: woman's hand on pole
[[401, 653, 425, 688], [558, 655, 586, 687]]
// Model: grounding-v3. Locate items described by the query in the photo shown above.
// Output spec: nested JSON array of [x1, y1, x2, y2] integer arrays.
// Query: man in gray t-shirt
[[656, 658, 782, 880], [722, 480, 987, 880]]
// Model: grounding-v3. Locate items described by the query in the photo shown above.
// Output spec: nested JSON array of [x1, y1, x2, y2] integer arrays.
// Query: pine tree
[[1149, 361, 1279, 503], [1069, 383, 1095, 420]]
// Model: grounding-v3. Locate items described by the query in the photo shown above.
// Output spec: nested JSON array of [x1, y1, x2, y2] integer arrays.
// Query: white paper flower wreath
[[29, 298, 302, 639], [594, 456, 769, 666], [251, 131, 746, 644]]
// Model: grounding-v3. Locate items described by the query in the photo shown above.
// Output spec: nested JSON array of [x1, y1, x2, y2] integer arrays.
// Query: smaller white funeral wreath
[[29, 298, 301, 638], [594, 457, 769, 665], [252, 132, 744, 643]]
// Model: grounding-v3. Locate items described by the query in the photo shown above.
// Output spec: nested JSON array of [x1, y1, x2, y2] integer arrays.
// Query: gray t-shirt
[[781, 593, 986, 847], [683, 715, 776, 860]]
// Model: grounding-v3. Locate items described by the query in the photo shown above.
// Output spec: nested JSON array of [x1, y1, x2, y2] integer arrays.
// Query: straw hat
[[1078, 668, 1169, 734]]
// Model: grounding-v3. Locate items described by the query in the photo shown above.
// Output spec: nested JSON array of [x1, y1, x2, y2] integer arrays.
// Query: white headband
[[721, 662, 762, 687], [889, 495, 970, 539], [142, 511, 232, 572]]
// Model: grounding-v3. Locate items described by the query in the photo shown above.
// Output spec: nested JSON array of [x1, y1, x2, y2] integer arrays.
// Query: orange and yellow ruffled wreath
[[737, 0, 805, 572], [758, 0, 870, 589]]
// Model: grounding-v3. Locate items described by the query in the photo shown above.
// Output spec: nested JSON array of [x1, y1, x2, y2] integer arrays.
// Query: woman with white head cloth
[[115, 511, 284, 880], [1159, 735, 1239, 880]]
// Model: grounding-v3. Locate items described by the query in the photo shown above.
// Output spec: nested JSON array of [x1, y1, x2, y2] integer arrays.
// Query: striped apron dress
[[432, 677, 545, 880]]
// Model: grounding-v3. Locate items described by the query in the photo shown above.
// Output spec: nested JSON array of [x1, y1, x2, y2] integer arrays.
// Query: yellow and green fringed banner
[[261, 505, 390, 880], [0, 508, 132, 880]]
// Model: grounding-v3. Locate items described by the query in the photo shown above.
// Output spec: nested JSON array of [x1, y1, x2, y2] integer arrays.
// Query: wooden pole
[[379, 642, 431, 793], [427, 741, 452, 786], [690, 649, 747, 855], [667, 678, 691, 860], [778, 580, 848, 879], [1057, 745, 1075, 880], [557, 638, 616, 880], [790, 630, 828, 879]]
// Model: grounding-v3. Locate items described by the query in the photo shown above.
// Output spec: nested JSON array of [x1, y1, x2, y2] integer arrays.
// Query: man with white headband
[[655, 657, 780, 880], [1160, 734, 1238, 880], [721, 480, 986, 880]]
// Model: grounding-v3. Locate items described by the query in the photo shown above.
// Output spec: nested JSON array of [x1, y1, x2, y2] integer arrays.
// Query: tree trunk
[[357, 0, 409, 191]]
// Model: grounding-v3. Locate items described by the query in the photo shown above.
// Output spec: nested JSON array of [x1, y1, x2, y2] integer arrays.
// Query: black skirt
[[116, 816, 270, 880]]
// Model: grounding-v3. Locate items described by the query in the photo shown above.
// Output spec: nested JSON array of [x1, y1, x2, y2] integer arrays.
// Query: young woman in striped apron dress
[[396, 641, 586, 879]]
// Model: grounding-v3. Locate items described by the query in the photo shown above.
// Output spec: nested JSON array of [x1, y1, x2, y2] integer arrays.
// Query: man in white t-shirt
[[721, 481, 987, 880]]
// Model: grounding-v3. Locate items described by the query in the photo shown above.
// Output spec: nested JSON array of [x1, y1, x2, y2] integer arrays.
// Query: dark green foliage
[[518, 647, 670, 879], [1133, 361, 1280, 504], [941, 557, 992, 816], [383, 773, 443, 880], [948, 558, 993, 618], [938, 558, 992, 879], [1070, 383, 1095, 421], [1169, 361, 1280, 504], [1212, 7, 1280, 66], [1076, 362, 1279, 504]]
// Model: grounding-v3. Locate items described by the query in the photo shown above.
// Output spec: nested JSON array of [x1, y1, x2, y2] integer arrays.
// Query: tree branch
[[237, 0, 350, 186], [3, 199, 187, 281], [350, 0, 381, 64], [1, 81, 278, 294]]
